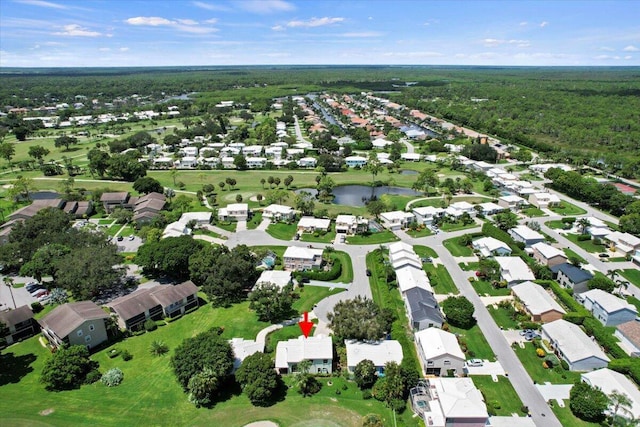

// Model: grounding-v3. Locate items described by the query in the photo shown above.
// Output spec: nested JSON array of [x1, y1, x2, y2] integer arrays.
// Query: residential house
[[254, 270, 292, 290], [495, 256, 536, 286], [345, 340, 403, 374], [106, 281, 199, 331], [100, 191, 131, 213], [477, 202, 505, 216], [401, 153, 421, 162], [390, 250, 422, 270], [177, 156, 197, 168], [39, 301, 109, 350], [497, 194, 526, 210], [404, 287, 444, 330], [582, 368, 640, 420], [578, 289, 638, 327], [414, 328, 465, 376], [275, 335, 333, 374], [574, 216, 610, 239], [446, 201, 475, 218], [412, 206, 443, 225], [395, 265, 433, 295], [335, 215, 368, 235], [0, 305, 38, 346], [218, 203, 249, 221], [229, 338, 264, 372], [551, 263, 594, 293], [511, 281, 566, 323], [541, 319, 610, 371], [297, 157, 317, 168], [344, 156, 368, 168], [297, 216, 331, 233], [531, 242, 568, 267], [615, 320, 640, 357], [283, 246, 324, 271], [133, 192, 166, 223], [528, 192, 561, 209], [262, 204, 296, 222], [472, 237, 512, 257], [379, 211, 415, 230], [410, 378, 489, 427], [508, 225, 545, 247], [604, 231, 640, 256]]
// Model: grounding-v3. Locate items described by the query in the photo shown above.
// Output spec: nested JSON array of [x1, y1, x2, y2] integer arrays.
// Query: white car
[[31, 289, 48, 298], [466, 359, 483, 367]]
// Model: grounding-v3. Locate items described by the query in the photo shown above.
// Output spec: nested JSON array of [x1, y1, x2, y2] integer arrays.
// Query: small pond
[[400, 169, 419, 175], [296, 184, 422, 207]]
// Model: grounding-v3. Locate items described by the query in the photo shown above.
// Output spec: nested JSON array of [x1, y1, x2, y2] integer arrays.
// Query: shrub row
[[301, 258, 342, 281], [582, 317, 627, 360]]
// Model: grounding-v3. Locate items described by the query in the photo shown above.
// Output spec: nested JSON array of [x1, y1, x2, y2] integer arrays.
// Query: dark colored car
[[117, 236, 124, 241], [365, 269, 372, 276]]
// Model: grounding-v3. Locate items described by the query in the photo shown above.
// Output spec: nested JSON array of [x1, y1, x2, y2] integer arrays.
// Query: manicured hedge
[[301, 258, 342, 281], [582, 317, 627, 360]]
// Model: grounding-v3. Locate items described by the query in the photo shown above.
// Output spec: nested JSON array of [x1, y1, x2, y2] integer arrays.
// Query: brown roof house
[[615, 320, 640, 358], [100, 192, 131, 213], [106, 281, 199, 331], [39, 301, 109, 350], [132, 192, 166, 223], [0, 305, 38, 346]]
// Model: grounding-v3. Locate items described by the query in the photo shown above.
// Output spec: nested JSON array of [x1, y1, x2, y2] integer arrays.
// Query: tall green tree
[[441, 296, 476, 329], [328, 296, 393, 341], [0, 142, 15, 171], [569, 382, 609, 422], [136, 235, 206, 280], [54, 135, 78, 151], [249, 283, 294, 323], [236, 352, 281, 406], [41, 345, 97, 391]]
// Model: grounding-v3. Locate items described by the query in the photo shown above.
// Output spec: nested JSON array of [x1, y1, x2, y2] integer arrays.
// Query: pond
[[400, 169, 419, 175], [296, 185, 422, 207]]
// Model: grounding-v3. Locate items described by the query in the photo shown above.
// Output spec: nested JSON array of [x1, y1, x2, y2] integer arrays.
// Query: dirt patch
[[40, 408, 54, 416], [244, 422, 278, 427], [329, 397, 337, 402]]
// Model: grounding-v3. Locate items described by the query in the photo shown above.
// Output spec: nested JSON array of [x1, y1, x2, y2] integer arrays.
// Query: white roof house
[[472, 237, 512, 257], [578, 289, 638, 327], [379, 210, 415, 230], [297, 216, 331, 231], [162, 221, 191, 238], [542, 319, 610, 371], [395, 266, 432, 294], [495, 256, 536, 285], [179, 212, 212, 225], [372, 138, 392, 148], [528, 192, 561, 208], [283, 246, 323, 260], [229, 338, 263, 371], [531, 242, 567, 267], [604, 231, 640, 255], [581, 368, 640, 420], [345, 340, 403, 373], [275, 335, 333, 374], [262, 204, 295, 220], [412, 206, 443, 224], [254, 270, 292, 290], [508, 225, 545, 246], [388, 241, 415, 255], [511, 281, 566, 322], [416, 377, 489, 427], [415, 328, 465, 362], [477, 202, 504, 215]]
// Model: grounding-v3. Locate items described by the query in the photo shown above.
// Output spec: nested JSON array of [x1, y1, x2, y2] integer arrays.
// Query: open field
[[549, 201, 587, 216], [472, 376, 524, 416]]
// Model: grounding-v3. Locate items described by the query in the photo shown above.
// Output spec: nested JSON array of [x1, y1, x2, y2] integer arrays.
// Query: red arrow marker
[[298, 311, 314, 338]]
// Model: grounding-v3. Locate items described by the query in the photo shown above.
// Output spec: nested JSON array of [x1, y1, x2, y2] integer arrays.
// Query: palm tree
[[577, 217, 590, 235], [3, 277, 16, 309], [610, 390, 634, 424]]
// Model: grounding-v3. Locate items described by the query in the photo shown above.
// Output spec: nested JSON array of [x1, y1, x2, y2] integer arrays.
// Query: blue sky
[[1, 0, 639, 67]]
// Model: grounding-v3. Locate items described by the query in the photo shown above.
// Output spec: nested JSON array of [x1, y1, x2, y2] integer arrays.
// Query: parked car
[[38, 294, 51, 304], [31, 288, 48, 298], [365, 269, 372, 277], [599, 253, 610, 258], [128, 235, 135, 241], [466, 359, 483, 367], [26, 282, 41, 293], [117, 236, 124, 241]]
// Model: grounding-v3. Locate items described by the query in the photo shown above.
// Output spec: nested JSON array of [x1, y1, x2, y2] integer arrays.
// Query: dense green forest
[[1, 66, 639, 176]]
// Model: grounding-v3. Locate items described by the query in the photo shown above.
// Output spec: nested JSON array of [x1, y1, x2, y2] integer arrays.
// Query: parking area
[[114, 236, 143, 252], [0, 275, 39, 311]]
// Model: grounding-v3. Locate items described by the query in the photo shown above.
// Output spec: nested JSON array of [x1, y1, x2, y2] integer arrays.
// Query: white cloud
[[204, 18, 218, 24], [237, 0, 295, 14], [271, 25, 285, 31], [126, 17, 174, 26], [383, 51, 444, 58], [482, 38, 502, 46], [119, 47, 129, 52], [340, 31, 382, 38], [15, 0, 67, 9], [192, 1, 232, 12], [98, 47, 111, 52], [368, 16, 373, 20], [482, 38, 530, 47], [599, 46, 615, 51], [53, 24, 101, 37], [540, 21, 549, 27], [125, 16, 218, 34], [287, 17, 344, 28], [595, 54, 621, 60], [625, 55, 633, 60], [423, 19, 439, 26], [623, 45, 639, 52], [519, 21, 528, 26]]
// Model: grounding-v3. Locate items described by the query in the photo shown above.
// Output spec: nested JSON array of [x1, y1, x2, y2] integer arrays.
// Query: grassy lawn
[[621, 269, 640, 287], [246, 211, 262, 230], [564, 233, 606, 253], [346, 231, 398, 245], [293, 286, 345, 313], [448, 324, 496, 361], [458, 261, 479, 271], [439, 221, 479, 232], [193, 228, 222, 239], [471, 279, 511, 296], [552, 405, 601, 427], [549, 201, 587, 216], [487, 304, 520, 329], [331, 251, 354, 283], [513, 344, 581, 384], [413, 245, 438, 259], [522, 207, 546, 217], [266, 222, 297, 240], [405, 227, 433, 238], [300, 230, 336, 243], [563, 248, 587, 265], [443, 237, 474, 256], [546, 220, 570, 230], [423, 263, 459, 295], [366, 250, 422, 374], [472, 376, 524, 416], [214, 220, 237, 233]]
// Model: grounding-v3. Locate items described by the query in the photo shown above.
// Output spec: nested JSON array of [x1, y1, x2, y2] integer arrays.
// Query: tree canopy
[[441, 296, 476, 329], [136, 235, 206, 280], [249, 283, 295, 323], [41, 345, 98, 391], [235, 352, 281, 406], [327, 296, 394, 341], [569, 382, 609, 422]]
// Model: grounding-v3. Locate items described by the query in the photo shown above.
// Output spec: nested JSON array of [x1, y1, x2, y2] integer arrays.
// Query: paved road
[[401, 138, 415, 154], [293, 116, 312, 145]]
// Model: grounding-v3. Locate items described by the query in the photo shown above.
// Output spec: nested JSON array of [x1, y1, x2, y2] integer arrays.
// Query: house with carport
[[334, 215, 368, 235], [541, 319, 610, 371], [498, 194, 526, 210], [603, 231, 640, 256], [472, 236, 512, 258], [253, 270, 292, 291], [262, 204, 296, 222], [511, 281, 566, 323], [412, 206, 443, 225], [528, 192, 561, 209], [275, 335, 333, 374], [414, 328, 465, 376], [297, 216, 331, 233], [283, 246, 324, 271], [218, 203, 249, 221], [345, 340, 403, 375]]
